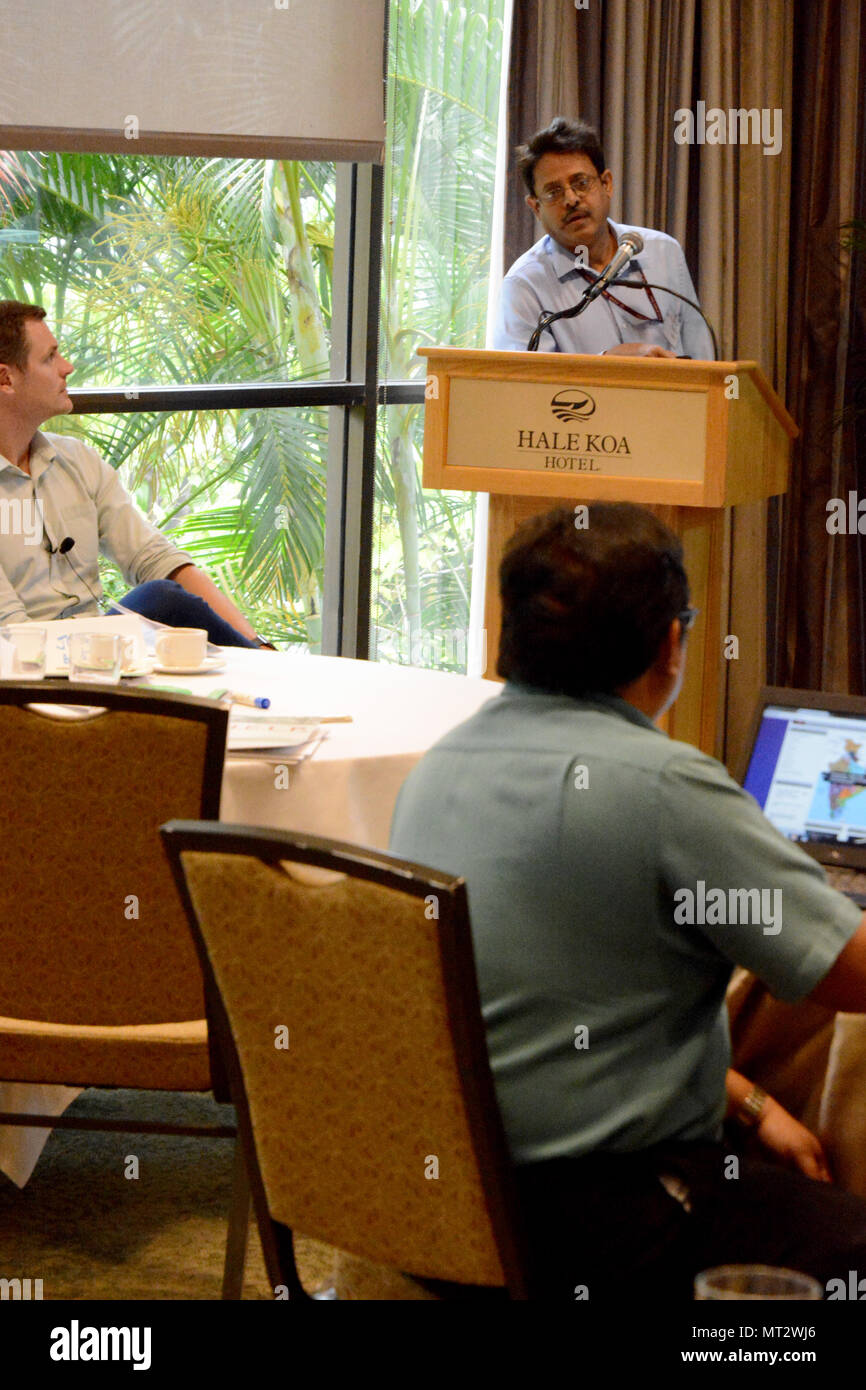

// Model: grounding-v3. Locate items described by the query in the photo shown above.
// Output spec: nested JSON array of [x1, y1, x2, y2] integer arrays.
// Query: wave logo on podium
[[550, 388, 596, 423]]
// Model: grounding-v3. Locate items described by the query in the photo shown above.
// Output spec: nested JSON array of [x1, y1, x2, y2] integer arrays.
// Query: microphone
[[49, 534, 106, 610], [577, 230, 644, 309], [526, 231, 645, 351], [42, 529, 74, 556]]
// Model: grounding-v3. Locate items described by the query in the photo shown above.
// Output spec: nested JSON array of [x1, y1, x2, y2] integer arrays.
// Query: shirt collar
[[0, 430, 58, 478], [502, 679, 661, 733], [0, 446, 26, 476]]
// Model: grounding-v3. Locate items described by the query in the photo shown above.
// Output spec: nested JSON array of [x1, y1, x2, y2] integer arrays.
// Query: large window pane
[[2, 151, 337, 650], [0, 154, 335, 385], [44, 406, 329, 649], [372, 0, 506, 671], [372, 403, 483, 672]]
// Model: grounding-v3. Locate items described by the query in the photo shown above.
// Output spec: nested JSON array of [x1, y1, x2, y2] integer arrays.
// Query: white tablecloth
[[0, 652, 502, 1186], [211, 649, 500, 848]]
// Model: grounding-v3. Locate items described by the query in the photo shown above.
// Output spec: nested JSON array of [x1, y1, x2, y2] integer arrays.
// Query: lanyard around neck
[[576, 263, 663, 324]]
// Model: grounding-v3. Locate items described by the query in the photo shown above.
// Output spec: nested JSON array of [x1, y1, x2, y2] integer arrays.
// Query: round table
[[0, 651, 502, 1187], [205, 649, 501, 848]]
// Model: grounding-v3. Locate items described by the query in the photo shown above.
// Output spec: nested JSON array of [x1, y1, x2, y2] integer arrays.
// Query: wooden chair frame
[[0, 681, 247, 1297], [161, 819, 532, 1300]]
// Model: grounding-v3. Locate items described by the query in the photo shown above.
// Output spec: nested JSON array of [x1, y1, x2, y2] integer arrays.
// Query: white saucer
[[45, 662, 153, 679], [153, 657, 227, 676]]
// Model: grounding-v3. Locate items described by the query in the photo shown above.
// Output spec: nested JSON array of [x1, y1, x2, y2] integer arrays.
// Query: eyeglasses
[[536, 173, 600, 205], [678, 607, 700, 635]]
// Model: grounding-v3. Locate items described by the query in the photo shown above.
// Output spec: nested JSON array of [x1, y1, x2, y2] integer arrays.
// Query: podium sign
[[421, 348, 791, 508], [446, 375, 708, 487], [419, 348, 797, 757]]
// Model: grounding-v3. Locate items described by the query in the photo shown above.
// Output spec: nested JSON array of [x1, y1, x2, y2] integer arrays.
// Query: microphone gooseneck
[[526, 231, 645, 352]]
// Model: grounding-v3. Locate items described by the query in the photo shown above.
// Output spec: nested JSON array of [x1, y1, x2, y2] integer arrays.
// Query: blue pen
[[209, 688, 271, 709], [229, 692, 271, 709]]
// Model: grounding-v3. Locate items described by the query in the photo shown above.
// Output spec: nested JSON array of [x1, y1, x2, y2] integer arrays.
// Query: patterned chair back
[[0, 683, 227, 1026], [163, 821, 529, 1295]]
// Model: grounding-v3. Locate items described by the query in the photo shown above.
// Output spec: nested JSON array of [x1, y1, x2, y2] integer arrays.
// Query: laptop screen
[[743, 699, 866, 856]]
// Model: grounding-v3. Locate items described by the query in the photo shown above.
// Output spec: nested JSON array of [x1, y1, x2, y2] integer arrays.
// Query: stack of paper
[[226, 714, 324, 762]]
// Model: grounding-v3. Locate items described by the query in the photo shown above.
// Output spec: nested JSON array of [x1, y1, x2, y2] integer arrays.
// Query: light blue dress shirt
[[493, 219, 715, 358]]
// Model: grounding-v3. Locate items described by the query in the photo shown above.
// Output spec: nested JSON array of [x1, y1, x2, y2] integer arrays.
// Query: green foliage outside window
[[0, 153, 331, 647], [0, 0, 506, 665], [375, 0, 505, 668]]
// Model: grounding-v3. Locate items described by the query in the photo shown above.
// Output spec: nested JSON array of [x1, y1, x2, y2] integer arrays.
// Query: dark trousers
[[118, 579, 258, 648], [513, 1141, 866, 1301]]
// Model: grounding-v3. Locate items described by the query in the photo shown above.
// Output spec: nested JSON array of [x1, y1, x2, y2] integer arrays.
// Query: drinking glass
[[68, 631, 123, 684], [0, 624, 47, 679], [695, 1265, 823, 1300]]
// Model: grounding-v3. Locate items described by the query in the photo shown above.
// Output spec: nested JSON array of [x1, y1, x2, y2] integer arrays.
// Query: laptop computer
[[738, 687, 866, 907]]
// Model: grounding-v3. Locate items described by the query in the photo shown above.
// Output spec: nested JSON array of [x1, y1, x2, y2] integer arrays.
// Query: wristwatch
[[737, 1084, 768, 1128], [252, 637, 277, 651]]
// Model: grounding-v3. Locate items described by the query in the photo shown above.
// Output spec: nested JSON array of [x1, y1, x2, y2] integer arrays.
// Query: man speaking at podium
[[493, 118, 714, 360]]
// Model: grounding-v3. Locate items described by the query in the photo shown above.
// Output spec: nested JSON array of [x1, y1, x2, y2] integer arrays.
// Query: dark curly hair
[[516, 117, 607, 197], [497, 503, 690, 696]]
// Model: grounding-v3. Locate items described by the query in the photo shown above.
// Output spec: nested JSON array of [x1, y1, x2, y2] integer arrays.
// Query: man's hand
[[603, 342, 677, 358], [754, 1097, 833, 1183], [726, 1067, 832, 1182]]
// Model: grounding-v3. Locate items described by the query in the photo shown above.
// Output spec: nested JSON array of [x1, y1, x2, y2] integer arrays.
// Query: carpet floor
[[0, 1088, 337, 1301]]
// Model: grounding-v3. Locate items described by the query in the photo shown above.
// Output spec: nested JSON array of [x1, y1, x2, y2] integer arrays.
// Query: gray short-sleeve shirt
[[389, 683, 862, 1164]]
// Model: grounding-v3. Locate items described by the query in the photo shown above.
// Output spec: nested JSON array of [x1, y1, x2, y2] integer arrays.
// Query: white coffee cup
[[155, 627, 208, 669], [0, 623, 47, 679]]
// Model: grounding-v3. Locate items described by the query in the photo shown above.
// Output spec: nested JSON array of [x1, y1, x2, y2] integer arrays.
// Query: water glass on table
[[0, 623, 47, 679], [68, 631, 124, 684], [694, 1264, 823, 1299]]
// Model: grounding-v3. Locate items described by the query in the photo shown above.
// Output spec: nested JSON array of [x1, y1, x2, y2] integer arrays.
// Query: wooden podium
[[419, 348, 797, 758]]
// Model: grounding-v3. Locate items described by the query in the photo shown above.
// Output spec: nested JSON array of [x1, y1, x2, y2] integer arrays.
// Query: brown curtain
[[505, 0, 863, 763], [505, 1, 581, 263], [775, 0, 865, 695], [848, 64, 866, 690]]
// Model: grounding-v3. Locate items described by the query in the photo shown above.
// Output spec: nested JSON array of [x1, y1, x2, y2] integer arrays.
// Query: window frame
[[64, 160, 425, 659]]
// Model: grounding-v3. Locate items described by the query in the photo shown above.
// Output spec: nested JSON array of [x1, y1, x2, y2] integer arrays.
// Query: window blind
[[0, 0, 385, 161]]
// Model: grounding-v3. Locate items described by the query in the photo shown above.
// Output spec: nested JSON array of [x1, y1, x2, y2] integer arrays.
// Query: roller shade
[[0, 0, 385, 162]]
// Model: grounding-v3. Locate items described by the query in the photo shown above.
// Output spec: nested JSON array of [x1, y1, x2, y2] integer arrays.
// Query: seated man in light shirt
[[0, 300, 274, 647], [390, 502, 866, 1299], [493, 117, 714, 360]]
